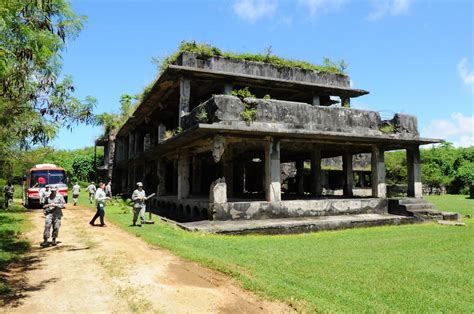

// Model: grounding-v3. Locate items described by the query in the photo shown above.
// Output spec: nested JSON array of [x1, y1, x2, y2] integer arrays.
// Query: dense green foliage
[[155, 41, 348, 75], [386, 144, 474, 194], [76, 193, 473, 312], [0, 146, 102, 185], [95, 94, 137, 136], [0, 0, 96, 159]]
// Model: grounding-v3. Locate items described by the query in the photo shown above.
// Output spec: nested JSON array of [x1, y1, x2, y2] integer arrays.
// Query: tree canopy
[[0, 0, 96, 157]]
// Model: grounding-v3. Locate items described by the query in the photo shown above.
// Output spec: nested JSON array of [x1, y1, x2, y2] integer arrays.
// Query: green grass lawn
[[0, 202, 32, 296], [77, 193, 473, 312]]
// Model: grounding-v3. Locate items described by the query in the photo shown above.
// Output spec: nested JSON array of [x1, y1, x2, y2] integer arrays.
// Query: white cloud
[[367, 0, 411, 20], [457, 58, 474, 93], [422, 112, 474, 147], [233, 0, 278, 23], [298, 0, 348, 16]]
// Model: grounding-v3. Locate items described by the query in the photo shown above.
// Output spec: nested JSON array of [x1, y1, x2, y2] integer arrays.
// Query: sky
[[52, 0, 474, 149]]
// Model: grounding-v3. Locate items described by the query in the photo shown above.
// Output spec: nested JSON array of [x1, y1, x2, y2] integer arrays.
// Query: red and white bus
[[23, 164, 68, 208]]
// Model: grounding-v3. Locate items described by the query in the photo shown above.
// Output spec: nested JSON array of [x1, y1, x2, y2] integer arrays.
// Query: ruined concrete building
[[108, 49, 450, 233]]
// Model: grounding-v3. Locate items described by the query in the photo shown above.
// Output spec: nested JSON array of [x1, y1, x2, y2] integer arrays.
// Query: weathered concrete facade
[[111, 51, 442, 228]]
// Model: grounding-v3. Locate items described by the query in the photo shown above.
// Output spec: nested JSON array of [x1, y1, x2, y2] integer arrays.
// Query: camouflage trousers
[[133, 205, 146, 224], [44, 214, 61, 240]]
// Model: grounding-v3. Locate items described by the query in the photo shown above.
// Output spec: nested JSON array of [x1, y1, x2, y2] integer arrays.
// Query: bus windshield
[[30, 170, 67, 188]]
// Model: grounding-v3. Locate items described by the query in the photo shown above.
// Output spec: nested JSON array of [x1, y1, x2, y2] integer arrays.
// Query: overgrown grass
[[158, 41, 347, 75], [77, 193, 473, 312], [0, 203, 32, 296]]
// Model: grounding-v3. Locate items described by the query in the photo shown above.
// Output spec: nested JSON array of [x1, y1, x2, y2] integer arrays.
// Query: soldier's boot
[[51, 238, 57, 246], [40, 239, 48, 248]]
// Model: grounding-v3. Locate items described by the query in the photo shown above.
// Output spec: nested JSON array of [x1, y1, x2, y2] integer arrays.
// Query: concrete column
[[371, 145, 386, 198], [312, 95, 321, 106], [311, 146, 322, 196], [296, 160, 305, 195], [177, 153, 190, 200], [224, 83, 233, 95], [134, 131, 140, 154], [143, 133, 151, 151], [407, 145, 422, 198], [223, 148, 234, 198], [192, 156, 202, 195], [156, 160, 166, 196], [265, 138, 281, 202], [157, 123, 166, 144], [179, 77, 191, 128], [343, 152, 354, 197], [128, 133, 134, 159]]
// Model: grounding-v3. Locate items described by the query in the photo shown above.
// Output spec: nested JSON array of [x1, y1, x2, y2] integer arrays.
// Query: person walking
[[105, 180, 112, 198], [41, 187, 65, 247], [86, 182, 96, 204], [72, 182, 81, 206], [89, 182, 109, 226], [131, 182, 147, 227], [3, 182, 14, 209]]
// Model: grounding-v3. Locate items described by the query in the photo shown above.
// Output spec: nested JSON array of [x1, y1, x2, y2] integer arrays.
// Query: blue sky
[[52, 0, 474, 149]]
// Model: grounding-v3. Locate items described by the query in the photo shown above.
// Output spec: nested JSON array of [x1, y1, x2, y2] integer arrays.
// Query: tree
[[0, 0, 96, 157], [95, 94, 137, 136]]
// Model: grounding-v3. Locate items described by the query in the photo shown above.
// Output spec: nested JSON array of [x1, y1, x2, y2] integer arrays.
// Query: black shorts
[[73, 194, 79, 198]]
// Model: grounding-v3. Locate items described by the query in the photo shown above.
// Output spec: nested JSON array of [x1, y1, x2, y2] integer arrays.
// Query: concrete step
[[403, 203, 436, 211], [398, 198, 429, 205], [176, 214, 420, 235]]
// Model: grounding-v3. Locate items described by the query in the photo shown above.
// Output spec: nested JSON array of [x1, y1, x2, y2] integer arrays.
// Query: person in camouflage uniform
[[41, 187, 65, 247], [86, 182, 96, 204], [131, 182, 147, 227], [3, 182, 14, 209]]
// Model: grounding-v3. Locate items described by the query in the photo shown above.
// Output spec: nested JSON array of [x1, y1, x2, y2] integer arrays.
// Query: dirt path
[[1, 204, 293, 313]]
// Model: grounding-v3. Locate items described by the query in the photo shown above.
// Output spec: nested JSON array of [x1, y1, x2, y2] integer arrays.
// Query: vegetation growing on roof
[[195, 106, 209, 123], [154, 41, 348, 75], [231, 87, 256, 99]]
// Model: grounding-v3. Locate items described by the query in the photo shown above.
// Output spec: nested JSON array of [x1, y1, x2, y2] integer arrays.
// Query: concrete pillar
[[179, 77, 191, 128], [407, 145, 422, 198], [296, 160, 305, 195], [312, 95, 320, 106], [128, 133, 134, 159], [343, 152, 354, 197], [311, 146, 322, 197], [265, 138, 281, 202], [371, 145, 386, 198], [223, 148, 234, 198], [177, 153, 190, 200], [134, 131, 140, 154], [157, 123, 166, 144], [156, 160, 166, 196], [224, 83, 233, 95], [143, 133, 151, 151], [192, 156, 202, 195]]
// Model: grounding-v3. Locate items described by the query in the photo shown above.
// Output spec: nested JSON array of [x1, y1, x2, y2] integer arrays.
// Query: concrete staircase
[[388, 198, 459, 221]]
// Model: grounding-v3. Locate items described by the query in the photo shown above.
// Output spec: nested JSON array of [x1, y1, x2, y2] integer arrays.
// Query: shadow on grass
[[0, 209, 44, 307]]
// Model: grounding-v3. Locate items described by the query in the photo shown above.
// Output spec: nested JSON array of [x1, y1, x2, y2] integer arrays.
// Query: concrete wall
[[183, 95, 420, 138], [211, 198, 387, 220], [178, 52, 350, 88]]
